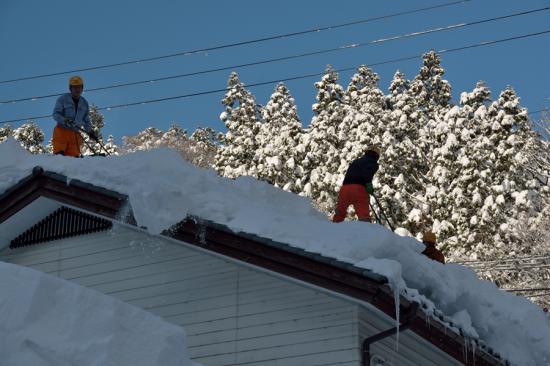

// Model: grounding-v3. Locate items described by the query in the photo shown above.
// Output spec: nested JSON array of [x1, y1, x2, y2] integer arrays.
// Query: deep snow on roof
[[0, 260, 196, 366], [1, 139, 549, 365]]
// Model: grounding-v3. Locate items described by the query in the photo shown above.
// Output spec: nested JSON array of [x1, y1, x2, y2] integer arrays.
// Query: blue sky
[[1, 0, 549, 143]]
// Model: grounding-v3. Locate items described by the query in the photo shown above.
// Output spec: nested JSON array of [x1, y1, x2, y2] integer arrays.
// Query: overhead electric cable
[[0, 0, 470, 85], [528, 108, 549, 116], [455, 252, 550, 264], [2, 6, 549, 105], [507, 287, 550, 293], [457, 253, 550, 265], [2, 29, 549, 125]]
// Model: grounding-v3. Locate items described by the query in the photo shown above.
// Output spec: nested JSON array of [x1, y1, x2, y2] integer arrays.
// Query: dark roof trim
[[0, 168, 505, 366], [165, 218, 505, 366], [0, 166, 133, 224]]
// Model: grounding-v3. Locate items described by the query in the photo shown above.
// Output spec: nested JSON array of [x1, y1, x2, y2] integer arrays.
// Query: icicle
[[115, 200, 131, 225], [194, 217, 207, 245], [394, 286, 400, 351], [463, 338, 469, 365], [471, 339, 477, 366]]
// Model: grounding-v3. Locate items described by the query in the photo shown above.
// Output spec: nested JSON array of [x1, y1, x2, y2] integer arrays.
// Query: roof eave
[[0, 167, 507, 366]]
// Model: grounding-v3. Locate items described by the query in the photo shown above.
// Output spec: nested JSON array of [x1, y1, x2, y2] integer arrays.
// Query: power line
[[529, 108, 550, 116], [475, 265, 550, 272], [467, 262, 550, 270], [2, 29, 550, 126], [472, 261, 550, 270], [0, 0, 470, 85], [470, 265, 550, 272], [3, 6, 549, 105], [509, 290, 550, 299], [524, 292, 550, 298], [507, 287, 550, 293], [458, 253, 550, 265], [458, 252, 550, 264], [511, 290, 550, 298], [476, 266, 550, 272]]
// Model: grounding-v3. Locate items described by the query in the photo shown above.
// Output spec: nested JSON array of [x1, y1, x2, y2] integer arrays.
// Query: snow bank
[[1, 139, 549, 365], [0, 260, 196, 366]]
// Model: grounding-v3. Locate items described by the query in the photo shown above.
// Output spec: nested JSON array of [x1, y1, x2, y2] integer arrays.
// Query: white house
[[0, 166, 507, 366]]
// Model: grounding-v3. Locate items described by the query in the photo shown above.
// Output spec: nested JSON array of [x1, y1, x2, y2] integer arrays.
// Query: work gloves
[[63, 117, 98, 142], [365, 182, 374, 195], [63, 117, 74, 127]]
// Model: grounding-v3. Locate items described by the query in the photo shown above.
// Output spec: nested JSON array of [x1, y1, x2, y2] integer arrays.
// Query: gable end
[[10, 206, 113, 249]]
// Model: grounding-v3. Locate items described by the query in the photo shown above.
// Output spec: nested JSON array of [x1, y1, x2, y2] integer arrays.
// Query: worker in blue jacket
[[52, 76, 97, 157], [333, 146, 380, 222]]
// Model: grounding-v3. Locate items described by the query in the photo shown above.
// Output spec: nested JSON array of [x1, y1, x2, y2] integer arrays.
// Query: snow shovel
[[371, 193, 396, 231], [64, 119, 110, 157], [80, 136, 106, 157], [369, 201, 383, 225], [76, 126, 111, 156]]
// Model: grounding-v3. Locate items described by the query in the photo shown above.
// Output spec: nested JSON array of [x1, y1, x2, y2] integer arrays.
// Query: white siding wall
[[1, 225, 464, 366], [0, 226, 361, 366]]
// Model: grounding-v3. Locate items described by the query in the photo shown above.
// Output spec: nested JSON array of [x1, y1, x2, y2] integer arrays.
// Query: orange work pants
[[52, 125, 82, 157], [332, 184, 371, 223]]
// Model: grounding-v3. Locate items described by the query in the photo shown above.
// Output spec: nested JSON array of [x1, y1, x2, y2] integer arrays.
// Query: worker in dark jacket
[[333, 147, 380, 223], [422, 231, 445, 264]]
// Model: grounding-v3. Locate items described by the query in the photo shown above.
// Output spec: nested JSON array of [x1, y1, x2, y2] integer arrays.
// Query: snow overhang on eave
[[0, 167, 507, 366], [163, 218, 506, 366]]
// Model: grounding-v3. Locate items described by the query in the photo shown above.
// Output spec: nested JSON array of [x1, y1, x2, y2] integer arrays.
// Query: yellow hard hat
[[69, 76, 84, 87]]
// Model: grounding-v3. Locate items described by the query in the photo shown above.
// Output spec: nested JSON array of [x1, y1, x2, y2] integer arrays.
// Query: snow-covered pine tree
[[189, 127, 220, 168], [161, 124, 202, 167], [375, 71, 428, 233], [122, 124, 220, 169], [340, 65, 385, 162], [215, 72, 262, 178], [122, 124, 188, 153], [407, 51, 453, 234], [410, 50, 452, 177], [256, 82, 303, 192], [0, 125, 13, 143], [473, 86, 548, 259], [426, 107, 473, 253], [191, 126, 219, 145], [430, 81, 494, 257], [447, 97, 550, 307], [103, 135, 119, 155], [160, 124, 188, 148], [299, 65, 346, 210], [433, 84, 548, 262], [506, 205, 550, 307], [12, 121, 47, 154], [344, 65, 383, 110], [122, 127, 165, 152], [528, 111, 550, 189], [89, 104, 105, 135], [410, 50, 452, 114]]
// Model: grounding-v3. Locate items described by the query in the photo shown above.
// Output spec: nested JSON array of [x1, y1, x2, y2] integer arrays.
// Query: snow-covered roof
[[1, 139, 549, 366], [0, 260, 196, 366]]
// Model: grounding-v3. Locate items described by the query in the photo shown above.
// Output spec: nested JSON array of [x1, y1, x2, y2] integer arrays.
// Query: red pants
[[52, 125, 82, 157], [332, 184, 371, 223]]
